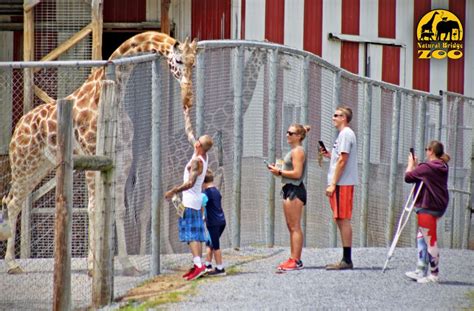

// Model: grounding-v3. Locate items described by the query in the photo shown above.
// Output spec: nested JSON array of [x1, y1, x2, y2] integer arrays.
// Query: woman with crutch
[[404, 140, 450, 283]]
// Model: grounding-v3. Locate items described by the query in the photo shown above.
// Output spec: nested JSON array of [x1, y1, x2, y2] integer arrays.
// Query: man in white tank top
[[165, 107, 213, 281]]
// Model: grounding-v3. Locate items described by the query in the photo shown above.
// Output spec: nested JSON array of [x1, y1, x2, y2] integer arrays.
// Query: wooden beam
[[161, 0, 171, 35], [23, 0, 40, 13], [103, 22, 162, 30], [73, 155, 113, 171], [38, 23, 93, 63], [33, 85, 55, 104], [31, 178, 57, 203], [91, 0, 103, 60]]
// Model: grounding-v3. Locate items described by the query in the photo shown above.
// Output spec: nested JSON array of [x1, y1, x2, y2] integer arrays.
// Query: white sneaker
[[417, 274, 439, 284], [405, 269, 425, 281]]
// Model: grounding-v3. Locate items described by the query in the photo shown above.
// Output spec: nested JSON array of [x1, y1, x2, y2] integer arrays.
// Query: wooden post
[[20, 0, 39, 260], [91, 0, 103, 60], [53, 99, 74, 311], [92, 80, 117, 308], [161, 0, 171, 35]]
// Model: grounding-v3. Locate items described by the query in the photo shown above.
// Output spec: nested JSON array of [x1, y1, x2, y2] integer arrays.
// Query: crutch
[[382, 181, 424, 273]]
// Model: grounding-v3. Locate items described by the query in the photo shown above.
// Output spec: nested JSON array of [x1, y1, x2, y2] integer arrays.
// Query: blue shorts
[[179, 208, 206, 243]]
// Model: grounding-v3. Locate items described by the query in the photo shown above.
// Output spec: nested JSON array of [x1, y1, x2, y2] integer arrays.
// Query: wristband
[[278, 170, 282, 176]]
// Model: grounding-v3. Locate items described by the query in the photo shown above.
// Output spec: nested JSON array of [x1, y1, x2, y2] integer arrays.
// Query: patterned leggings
[[416, 213, 440, 275]]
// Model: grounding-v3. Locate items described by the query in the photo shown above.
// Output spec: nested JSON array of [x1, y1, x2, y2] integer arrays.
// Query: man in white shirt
[[321, 106, 358, 270]]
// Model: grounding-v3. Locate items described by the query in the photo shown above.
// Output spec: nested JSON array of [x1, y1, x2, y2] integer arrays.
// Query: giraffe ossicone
[[2, 31, 197, 275]]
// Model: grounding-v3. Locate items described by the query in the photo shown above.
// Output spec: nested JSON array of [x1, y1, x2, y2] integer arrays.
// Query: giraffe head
[[107, 32, 198, 109], [167, 37, 198, 109]]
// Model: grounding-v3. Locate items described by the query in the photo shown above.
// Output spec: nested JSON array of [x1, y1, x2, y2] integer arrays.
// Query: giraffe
[[421, 11, 439, 40], [2, 31, 197, 274]]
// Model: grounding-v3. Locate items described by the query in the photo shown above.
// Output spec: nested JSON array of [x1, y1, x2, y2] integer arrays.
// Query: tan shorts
[[329, 185, 354, 220]]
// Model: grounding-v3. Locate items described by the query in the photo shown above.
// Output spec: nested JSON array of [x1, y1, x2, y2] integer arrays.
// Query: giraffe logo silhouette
[[416, 9, 463, 60]]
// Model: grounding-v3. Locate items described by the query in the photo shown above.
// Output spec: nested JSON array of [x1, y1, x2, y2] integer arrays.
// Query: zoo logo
[[416, 9, 463, 60]]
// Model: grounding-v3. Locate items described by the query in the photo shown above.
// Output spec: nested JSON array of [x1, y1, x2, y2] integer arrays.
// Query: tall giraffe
[[2, 31, 197, 274]]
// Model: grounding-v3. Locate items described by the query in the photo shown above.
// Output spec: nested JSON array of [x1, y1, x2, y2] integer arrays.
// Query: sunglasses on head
[[286, 131, 298, 136]]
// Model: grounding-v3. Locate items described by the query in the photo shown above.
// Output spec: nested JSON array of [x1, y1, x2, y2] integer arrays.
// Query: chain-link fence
[[0, 41, 472, 309]]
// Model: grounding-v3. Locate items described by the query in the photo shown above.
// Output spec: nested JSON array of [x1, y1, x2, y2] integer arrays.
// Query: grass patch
[[466, 290, 474, 311], [117, 273, 201, 310]]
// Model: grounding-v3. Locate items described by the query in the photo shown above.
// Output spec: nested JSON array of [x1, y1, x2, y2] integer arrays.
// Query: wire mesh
[[0, 40, 473, 309]]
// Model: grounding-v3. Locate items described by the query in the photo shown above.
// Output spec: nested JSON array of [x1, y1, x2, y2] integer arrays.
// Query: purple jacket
[[404, 159, 449, 217]]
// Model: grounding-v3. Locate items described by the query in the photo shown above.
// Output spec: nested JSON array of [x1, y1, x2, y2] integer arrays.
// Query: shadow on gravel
[[441, 280, 474, 287], [303, 266, 383, 271]]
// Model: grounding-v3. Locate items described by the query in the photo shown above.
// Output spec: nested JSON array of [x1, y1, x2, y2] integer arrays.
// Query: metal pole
[[232, 46, 244, 249], [411, 96, 427, 247], [266, 48, 278, 247], [438, 94, 447, 246], [53, 99, 73, 311], [386, 91, 402, 245], [150, 58, 162, 276], [451, 97, 461, 248], [196, 51, 205, 137], [301, 56, 310, 245], [329, 71, 341, 247], [360, 82, 372, 247]]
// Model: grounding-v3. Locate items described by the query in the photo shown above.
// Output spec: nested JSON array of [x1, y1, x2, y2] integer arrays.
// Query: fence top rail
[[0, 53, 159, 69], [442, 90, 474, 102], [197, 39, 445, 101]]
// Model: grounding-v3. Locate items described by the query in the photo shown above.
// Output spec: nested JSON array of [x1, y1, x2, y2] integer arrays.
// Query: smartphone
[[319, 140, 327, 153], [263, 159, 270, 167], [409, 147, 415, 159]]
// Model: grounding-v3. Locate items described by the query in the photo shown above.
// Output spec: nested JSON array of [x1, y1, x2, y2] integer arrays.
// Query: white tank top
[[182, 153, 208, 210]]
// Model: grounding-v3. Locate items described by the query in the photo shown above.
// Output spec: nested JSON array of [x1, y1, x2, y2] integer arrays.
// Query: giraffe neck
[[109, 32, 175, 60], [70, 32, 176, 103]]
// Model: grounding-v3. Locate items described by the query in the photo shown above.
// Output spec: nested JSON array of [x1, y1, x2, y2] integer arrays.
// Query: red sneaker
[[277, 258, 303, 271], [182, 266, 195, 279], [186, 264, 206, 281]]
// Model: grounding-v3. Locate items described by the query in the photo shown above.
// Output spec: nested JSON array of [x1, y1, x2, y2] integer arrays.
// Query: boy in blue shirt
[[202, 169, 226, 276]]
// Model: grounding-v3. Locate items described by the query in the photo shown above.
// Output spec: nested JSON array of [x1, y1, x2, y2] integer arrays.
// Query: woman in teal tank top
[[267, 124, 310, 271]]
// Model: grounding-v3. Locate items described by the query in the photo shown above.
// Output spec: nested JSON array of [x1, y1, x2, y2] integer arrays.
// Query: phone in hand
[[319, 140, 328, 153], [409, 147, 415, 160], [263, 159, 270, 167]]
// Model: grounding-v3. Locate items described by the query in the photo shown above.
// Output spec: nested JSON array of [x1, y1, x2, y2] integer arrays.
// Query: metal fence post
[[196, 51, 205, 137], [150, 57, 162, 276], [451, 97, 461, 248], [329, 70, 341, 247], [386, 90, 401, 246], [232, 46, 244, 249], [360, 82, 372, 247], [266, 48, 279, 247], [301, 56, 310, 244]]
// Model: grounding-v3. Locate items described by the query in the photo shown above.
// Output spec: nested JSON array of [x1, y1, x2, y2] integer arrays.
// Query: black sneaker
[[205, 264, 213, 272], [207, 268, 226, 276]]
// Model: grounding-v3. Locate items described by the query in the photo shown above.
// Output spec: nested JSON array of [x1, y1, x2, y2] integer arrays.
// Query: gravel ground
[[159, 247, 474, 310]]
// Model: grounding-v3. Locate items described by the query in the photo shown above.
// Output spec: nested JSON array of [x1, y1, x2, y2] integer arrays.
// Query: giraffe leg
[[115, 114, 140, 276], [85, 171, 97, 276], [3, 158, 54, 274], [3, 193, 23, 274]]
